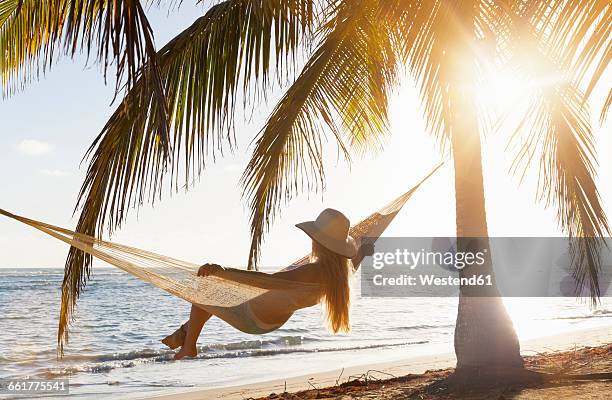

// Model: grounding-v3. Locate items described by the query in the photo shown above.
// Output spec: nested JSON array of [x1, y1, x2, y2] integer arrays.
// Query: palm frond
[[0, 0, 165, 101], [0, 0, 63, 95], [478, 1, 610, 124], [389, 0, 484, 147], [0, 0, 20, 26], [241, 0, 398, 269], [496, 3, 611, 303], [542, 1, 610, 100], [601, 89, 611, 124], [58, 0, 314, 355], [540, 84, 608, 303], [511, 77, 609, 304]]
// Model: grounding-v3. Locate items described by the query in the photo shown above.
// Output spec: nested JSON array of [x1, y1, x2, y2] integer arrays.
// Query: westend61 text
[[372, 274, 493, 287]]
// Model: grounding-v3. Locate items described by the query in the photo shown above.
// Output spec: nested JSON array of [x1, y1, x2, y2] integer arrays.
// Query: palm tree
[[2, 0, 609, 382]]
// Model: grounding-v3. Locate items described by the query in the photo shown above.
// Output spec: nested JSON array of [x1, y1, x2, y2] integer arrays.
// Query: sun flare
[[474, 57, 565, 121], [476, 67, 533, 113]]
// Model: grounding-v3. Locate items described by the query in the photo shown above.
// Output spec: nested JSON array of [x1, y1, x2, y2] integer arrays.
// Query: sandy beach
[[146, 325, 612, 400]]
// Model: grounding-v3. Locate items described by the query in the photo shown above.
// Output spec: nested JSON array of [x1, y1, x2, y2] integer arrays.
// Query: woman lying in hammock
[[162, 208, 374, 360]]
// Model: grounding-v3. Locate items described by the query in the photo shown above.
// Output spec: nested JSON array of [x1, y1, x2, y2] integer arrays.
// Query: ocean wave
[[275, 327, 311, 334], [548, 309, 612, 321], [0, 284, 61, 292], [61, 336, 312, 363], [192, 340, 427, 361], [388, 324, 454, 331], [38, 339, 428, 378], [0, 269, 64, 275], [540, 309, 612, 321], [1, 315, 31, 320]]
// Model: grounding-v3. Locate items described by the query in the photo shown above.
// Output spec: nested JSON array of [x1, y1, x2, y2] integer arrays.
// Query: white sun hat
[[295, 208, 357, 258]]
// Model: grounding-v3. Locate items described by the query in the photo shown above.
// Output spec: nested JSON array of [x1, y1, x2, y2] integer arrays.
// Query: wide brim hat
[[296, 208, 357, 258]]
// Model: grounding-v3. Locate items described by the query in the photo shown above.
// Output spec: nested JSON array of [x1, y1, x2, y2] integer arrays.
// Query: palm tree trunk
[[437, 0, 524, 379], [450, 100, 524, 375]]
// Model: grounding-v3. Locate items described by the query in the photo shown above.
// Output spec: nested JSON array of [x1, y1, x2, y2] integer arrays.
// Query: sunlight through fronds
[[510, 75, 609, 304], [541, 1, 610, 101], [493, 3, 611, 304]]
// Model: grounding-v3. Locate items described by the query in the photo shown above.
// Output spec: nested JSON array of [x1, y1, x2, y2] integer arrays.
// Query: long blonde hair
[[311, 241, 352, 333]]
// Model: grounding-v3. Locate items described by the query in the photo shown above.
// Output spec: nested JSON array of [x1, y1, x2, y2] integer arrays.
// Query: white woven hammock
[[0, 166, 439, 333]]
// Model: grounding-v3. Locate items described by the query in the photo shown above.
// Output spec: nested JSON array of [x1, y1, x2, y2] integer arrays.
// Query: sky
[[1, 2, 611, 272]]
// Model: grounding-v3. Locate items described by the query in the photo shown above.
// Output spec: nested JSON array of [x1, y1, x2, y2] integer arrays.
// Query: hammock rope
[[0, 165, 441, 332]]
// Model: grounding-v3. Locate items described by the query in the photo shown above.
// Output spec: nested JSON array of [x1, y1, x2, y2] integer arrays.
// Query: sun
[[476, 67, 532, 113]]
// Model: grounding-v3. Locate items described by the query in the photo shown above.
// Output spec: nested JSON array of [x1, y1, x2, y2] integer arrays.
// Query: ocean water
[[0, 268, 611, 399]]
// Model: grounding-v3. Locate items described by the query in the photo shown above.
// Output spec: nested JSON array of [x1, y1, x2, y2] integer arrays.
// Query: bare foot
[[161, 336, 180, 350], [174, 346, 197, 360], [161, 332, 184, 350], [161, 324, 187, 350]]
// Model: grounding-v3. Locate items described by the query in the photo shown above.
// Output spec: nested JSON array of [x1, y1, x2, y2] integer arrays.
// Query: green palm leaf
[[241, 0, 398, 269], [0, 0, 164, 100], [0, 0, 63, 94]]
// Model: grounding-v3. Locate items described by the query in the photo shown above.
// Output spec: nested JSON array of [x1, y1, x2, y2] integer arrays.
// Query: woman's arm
[[351, 242, 375, 271], [198, 263, 272, 279], [197, 263, 319, 284]]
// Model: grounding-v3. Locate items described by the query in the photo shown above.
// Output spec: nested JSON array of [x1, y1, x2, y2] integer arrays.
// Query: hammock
[[0, 165, 440, 334]]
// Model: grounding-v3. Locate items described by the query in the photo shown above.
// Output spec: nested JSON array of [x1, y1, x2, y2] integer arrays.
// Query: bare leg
[[174, 305, 212, 360]]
